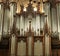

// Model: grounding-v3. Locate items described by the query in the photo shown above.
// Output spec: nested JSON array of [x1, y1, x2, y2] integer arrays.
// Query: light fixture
[[16, 0, 45, 14], [16, 8, 21, 14], [34, 7, 37, 12], [23, 7, 27, 12], [40, 0, 45, 13], [16, 3, 21, 14]]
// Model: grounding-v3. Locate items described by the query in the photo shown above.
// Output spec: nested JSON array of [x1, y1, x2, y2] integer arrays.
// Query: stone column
[[0, 2, 4, 41], [11, 34, 16, 56], [9, 2, 16, 29]]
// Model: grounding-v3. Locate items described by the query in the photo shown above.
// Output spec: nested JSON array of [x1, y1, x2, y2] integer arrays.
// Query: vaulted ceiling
[[0, 0, 59, 13], [0, 0, 59, 6], [0, 0, 57, 4]]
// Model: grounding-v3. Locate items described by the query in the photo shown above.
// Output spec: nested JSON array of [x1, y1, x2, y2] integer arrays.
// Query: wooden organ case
[[13, 2, 51, 56], [15, 15, 51, 56], [16, 21, 45, 56], [0, 1, 52, 56]]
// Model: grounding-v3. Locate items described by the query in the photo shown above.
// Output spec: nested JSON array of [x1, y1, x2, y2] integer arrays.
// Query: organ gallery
[[0, 0, 60, 56]]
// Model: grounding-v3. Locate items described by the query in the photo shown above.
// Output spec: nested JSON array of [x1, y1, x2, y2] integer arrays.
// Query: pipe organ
[[0, 0, 60, 56]]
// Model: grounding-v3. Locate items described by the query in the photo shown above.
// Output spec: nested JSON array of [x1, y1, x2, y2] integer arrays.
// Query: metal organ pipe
[[0, 3, 4, 41], [16, 15, 20, 29], [40, 15, 45, 30], [51, 8, 57, 32], [20, 15, 24, 36], [3, 8, 10, 34], [36, 15, 40, 36], [56, 3, 60, 40], [56, 3, 60, 32], [9, 2, 16, 31], [43, 3, 51, 56]]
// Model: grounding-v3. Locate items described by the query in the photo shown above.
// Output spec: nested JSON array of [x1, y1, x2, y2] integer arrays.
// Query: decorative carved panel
[[17, 36, 27, 42], [34, 36, 43, 42]]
